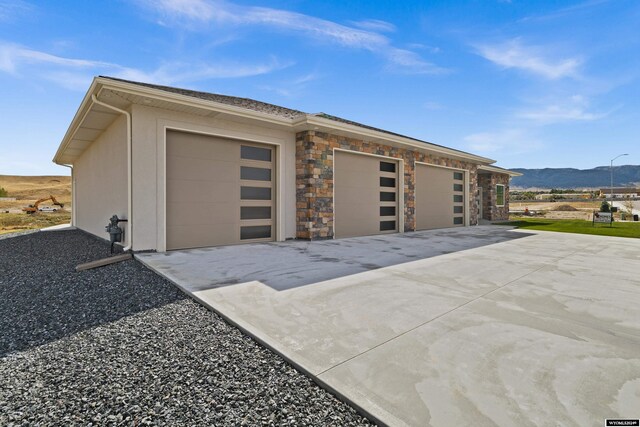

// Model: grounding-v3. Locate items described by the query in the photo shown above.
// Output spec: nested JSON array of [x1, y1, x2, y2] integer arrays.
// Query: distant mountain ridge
[[510, 165, 640, 189]]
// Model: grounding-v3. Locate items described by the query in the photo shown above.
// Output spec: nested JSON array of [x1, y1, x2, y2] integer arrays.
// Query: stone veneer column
[[478, 174, 490, 220], [295, 131, 334, 239], [295, 130, 480, 240], [478, 173, 510, 221]]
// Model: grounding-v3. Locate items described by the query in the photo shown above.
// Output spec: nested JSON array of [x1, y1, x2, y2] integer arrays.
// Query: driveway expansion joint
[[316, 256, 561, 377]]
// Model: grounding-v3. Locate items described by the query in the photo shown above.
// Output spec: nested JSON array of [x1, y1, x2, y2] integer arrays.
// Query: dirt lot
[[0, 175, 71, 233], [511, 201, 602, 211], [0, 211, 72, 234], [511, 200, 638, 221], [511, 201, 599, 220]]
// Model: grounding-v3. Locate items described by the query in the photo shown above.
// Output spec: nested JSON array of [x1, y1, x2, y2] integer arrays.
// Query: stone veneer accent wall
[[478, 173, 510, 221], [296, 130, 479, 240]]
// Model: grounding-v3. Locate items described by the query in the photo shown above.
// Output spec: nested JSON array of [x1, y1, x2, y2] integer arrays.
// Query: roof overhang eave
[[294, 115, 496, 165], [478, 165, 523, 177], [53, 77, 301, 165], [52, 78, 103, 165]]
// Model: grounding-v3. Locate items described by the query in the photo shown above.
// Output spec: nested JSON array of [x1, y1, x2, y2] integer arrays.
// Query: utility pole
[[610, 153, 629, 209]]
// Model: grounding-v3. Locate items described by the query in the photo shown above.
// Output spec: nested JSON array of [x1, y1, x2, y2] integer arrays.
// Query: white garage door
[[166, 130, 275, 250], [415, 164, 465, 230], [334, 151, 399, 238]]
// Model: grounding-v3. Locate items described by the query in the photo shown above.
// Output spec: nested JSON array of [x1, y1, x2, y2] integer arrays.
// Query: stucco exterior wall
[[74, 114, 128, 243], [478, 173, 511, 221], [296, 130, 479, 240], [130, 104, 297, 251]]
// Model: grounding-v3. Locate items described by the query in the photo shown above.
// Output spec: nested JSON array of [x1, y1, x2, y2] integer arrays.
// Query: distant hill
[[510, 165, 640, 189], [0, 175, 71, 201]]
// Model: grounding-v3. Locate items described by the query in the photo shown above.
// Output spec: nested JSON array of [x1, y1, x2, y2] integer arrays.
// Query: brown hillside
[[0, 175, 72, 233], [0, 175, 71, 200], [0, 175, 72, 214]]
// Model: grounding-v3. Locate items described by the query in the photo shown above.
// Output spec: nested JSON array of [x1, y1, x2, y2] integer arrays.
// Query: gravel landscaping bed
[[0, 230, 373, 426], [0, 229, 39, 241]]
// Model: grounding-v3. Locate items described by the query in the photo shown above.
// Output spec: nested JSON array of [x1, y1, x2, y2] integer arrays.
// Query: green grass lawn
[[500, 218, 640, 238]]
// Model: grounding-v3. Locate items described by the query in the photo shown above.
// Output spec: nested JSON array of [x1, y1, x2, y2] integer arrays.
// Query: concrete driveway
[[137, 226, 640, 427]]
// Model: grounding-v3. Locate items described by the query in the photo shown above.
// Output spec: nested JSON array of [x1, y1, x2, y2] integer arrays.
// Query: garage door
[[166, 130, 275, 250], [415, 164, 465, 230], [334, 151, 399, 238]]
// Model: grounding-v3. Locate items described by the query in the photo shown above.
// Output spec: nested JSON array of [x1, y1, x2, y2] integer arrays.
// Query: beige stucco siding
[[74, 114, 128, 243], [130, 104, 296, 251]]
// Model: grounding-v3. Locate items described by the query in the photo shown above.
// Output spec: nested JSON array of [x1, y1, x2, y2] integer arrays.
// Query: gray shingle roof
[[99, 76, 489, 162], [311, 112, 433, 145], [100, 76, 306, 119]]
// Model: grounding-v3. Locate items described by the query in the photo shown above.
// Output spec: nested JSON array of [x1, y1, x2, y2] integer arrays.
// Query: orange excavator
[[22, 195, 65, 214]]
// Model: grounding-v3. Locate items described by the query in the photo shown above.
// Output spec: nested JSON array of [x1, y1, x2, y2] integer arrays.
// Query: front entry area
[[415, 163, 466, 230], [334, 151, 399, 238], [166, 130, 275, 250]]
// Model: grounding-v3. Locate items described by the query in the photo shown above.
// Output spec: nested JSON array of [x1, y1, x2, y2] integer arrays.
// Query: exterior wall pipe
[[57, 163, 75, 226], [90, 94, 133, 251]]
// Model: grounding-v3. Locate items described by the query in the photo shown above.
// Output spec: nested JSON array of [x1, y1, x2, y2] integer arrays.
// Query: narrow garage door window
[[452, 171, 465, 226], [240, 144, 274, 241], [241, 166, 271, 181], [240, 225, 271, 240], [378, 161, 398, 233], [241, 186, 271, 200], [241, 145, 272, 162], [240, 206, 271, 220]]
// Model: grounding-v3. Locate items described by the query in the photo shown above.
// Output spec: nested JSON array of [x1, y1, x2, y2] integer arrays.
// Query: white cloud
[[350, 19, 396, 33], [518, 105, 605, 124], [259, 72, 321, 97], [142, 0, 217, 21], [0, 0, 32, 22], [517, 95, 611, 124], [0, 43, 111, 74], [143, 58, 291, 83], [136, 0, 446, 74], [0, 41, 289, 90], [464, 128, 542, 154], [475, 38, 581, 79], [384, 48, 447, 74], [43, 71, 97, 91], [0, 42, 110, 78], [292, 72, 320, 85], [406, 43, 441, 54], [519, 0, 612, 23]]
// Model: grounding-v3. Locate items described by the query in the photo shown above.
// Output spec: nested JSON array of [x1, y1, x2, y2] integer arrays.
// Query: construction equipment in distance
[[22, 195, 65, 214]]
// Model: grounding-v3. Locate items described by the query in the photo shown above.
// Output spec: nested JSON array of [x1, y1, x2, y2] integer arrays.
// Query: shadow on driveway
[[139, 226, 534, 292], [0, 231, 185, 357]]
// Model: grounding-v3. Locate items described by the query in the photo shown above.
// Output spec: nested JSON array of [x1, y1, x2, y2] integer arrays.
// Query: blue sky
[[1, 0, 638, 175]]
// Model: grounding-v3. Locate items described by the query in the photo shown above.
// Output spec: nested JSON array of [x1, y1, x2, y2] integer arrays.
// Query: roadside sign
[[593, 211, 613, 226]]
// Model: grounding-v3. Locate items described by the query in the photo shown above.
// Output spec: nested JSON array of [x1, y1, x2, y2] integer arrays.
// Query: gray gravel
[[0, 229, 39, 241], [0, 230, 374, 426]]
